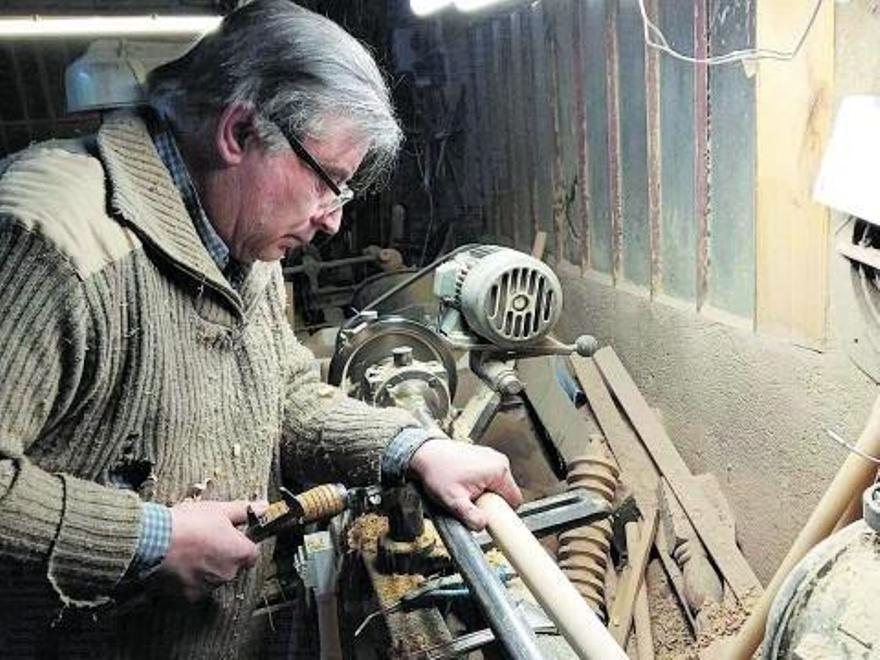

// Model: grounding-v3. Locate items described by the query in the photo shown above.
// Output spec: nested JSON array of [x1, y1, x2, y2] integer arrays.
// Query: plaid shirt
[[128, 113, 431, 580], [152, 117, 252, 289]]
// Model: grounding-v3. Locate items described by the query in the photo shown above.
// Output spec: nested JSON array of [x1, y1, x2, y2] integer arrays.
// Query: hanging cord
[[826, 428, 880, 465], [638, 0, 825, 66]]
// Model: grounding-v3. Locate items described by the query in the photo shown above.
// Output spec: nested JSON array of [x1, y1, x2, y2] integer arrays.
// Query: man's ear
[[215, 103, 258, 166]]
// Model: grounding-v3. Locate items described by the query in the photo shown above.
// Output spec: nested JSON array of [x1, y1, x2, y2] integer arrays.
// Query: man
[[0, 1, 521, 657]]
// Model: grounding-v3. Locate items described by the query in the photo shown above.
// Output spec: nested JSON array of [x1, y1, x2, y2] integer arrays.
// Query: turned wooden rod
[[727, 393, 880, 660], [476, 492, 628, 660]]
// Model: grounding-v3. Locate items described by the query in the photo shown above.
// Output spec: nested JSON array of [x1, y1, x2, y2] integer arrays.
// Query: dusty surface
[[645, 559, 693, 659], [642, 558, 759, 660], [556, 265, 877, 582]]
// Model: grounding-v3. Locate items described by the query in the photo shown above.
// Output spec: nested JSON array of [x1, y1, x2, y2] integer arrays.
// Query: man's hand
[[408, 439, 522, 531], [158, 500, 264, 601]]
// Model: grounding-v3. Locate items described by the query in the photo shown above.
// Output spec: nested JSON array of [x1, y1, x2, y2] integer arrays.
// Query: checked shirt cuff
[[128, 502, 172, 580], [381, 426, 447, 485]]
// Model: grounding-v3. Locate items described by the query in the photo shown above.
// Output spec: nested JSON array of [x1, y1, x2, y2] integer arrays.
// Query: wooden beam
[[572, 0, 591, 272], [547, 7, 566, 262], [643, 0, 662, 296], [592, 347, 762, 602], [694, 0, 710, 310], [755, 0, 834, 344], [605, 0, 623, 282]]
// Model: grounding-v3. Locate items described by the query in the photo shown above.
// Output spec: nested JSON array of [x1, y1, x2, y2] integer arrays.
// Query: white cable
[[826, 428, 880, 465], [638, 0, 825, 66]]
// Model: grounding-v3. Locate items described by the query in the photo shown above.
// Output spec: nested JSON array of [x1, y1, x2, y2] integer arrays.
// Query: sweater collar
[[95, 110, 243, 311]]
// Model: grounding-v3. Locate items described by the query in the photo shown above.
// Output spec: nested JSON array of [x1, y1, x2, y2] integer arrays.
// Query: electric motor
[[433, 246, 562, 350]]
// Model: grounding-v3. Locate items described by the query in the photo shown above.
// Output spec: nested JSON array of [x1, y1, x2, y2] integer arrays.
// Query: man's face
[[223, 122, 368, 263]]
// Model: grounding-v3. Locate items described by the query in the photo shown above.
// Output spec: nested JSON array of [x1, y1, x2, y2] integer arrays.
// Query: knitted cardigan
[[0, 112, 417, 658]]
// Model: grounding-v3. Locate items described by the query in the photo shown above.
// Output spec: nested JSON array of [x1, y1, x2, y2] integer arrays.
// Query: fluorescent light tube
[[0, 15, 222, 38], [453, 0, 511, 12], [410, 0, 453, 17]]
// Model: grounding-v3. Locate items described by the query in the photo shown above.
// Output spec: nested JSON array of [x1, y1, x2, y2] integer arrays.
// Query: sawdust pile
[[645, 560, 694, 659], [375, 573, 426, 604], [690, 595, 755, 657]]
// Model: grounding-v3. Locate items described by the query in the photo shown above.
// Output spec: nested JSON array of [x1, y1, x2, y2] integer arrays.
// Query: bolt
[[392, 346, 413, 367]]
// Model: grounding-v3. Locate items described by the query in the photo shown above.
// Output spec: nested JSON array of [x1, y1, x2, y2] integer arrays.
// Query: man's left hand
[[407, 438, 523, 531]]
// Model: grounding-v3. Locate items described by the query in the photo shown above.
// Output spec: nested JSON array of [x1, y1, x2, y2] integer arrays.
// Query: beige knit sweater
[[0, 113, 417, 658]]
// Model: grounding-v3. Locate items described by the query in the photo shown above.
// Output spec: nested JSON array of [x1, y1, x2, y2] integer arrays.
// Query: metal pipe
[[430, 509, 544, 660]]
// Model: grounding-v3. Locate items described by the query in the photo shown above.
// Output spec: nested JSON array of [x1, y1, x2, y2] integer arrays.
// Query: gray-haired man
[[0, 1, 521, 656]]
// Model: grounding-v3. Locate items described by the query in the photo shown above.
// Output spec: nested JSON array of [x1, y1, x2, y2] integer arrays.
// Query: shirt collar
[[151, 116, 231, 272]]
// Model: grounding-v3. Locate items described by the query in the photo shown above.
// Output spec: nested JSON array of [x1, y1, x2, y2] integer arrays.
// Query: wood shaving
[[347, 513, 389, 553]]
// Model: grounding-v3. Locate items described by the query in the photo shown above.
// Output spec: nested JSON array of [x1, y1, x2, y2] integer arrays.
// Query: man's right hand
[[158, 500, 263, 601]]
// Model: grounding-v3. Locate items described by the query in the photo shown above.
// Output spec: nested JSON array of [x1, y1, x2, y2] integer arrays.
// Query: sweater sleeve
[[273, 273, 424, 488], [0, 222, 142, 608]]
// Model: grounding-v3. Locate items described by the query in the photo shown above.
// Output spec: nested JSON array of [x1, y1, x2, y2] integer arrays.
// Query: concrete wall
[[552, 3, 880, 582]]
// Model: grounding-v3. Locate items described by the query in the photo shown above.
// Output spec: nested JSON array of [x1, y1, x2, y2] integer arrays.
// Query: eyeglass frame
[[273, 123, 355, 214]]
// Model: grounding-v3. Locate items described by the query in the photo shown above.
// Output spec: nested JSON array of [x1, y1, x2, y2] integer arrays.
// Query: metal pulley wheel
[[328, 316, 458, 405]]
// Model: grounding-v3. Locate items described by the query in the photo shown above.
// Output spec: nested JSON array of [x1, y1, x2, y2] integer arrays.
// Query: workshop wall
[[400, 0, 880, 580]]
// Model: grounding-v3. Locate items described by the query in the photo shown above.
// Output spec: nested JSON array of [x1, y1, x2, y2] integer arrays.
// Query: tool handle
[[476, 492, 628, 660]]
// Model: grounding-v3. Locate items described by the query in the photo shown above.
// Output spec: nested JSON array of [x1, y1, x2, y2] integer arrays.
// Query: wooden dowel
[[476, 492, 628, 660]]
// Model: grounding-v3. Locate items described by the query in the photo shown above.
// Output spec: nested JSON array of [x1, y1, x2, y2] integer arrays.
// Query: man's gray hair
[[147, 0, 402, 189]]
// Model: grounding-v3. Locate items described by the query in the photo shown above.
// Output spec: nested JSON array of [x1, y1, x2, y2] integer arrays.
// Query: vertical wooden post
[[694, 0, 710, 310], [755, 0, 833, 345], [605, 0, 623, 283], [644, 0, 662, 296]]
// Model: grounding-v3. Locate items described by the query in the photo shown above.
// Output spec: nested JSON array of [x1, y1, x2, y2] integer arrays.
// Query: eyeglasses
[[276, 125, 355, 214]]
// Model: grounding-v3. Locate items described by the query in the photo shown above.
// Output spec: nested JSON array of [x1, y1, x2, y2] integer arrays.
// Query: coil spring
[[557, 452, 619, 623]]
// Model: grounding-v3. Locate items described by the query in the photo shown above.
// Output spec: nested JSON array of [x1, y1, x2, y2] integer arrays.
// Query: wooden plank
[[516, 11, 540, 248], [509, 11, 529, 250], [574, 356, 697, 633], [658, 1, 697, 301], [608, 510, 659, 646], [487, 20, 507, 242], [605, 0, 623, 282], [571, 0, 591, 272], [571, 355, 659, 510], [582, 0, 613, 275], [617, 0, 651, 289], [694, 0, 710, 309], [592, 347, 763, 602], [552, 0, 582, 267], [643, 0, 662, 295], [470, 24, 495, 238], [527, 3, 556, 254], [707, 0, 756, 318], [756, 0, 833, 344], [464, 25, 489, 227], [634, 564, 655, 660], [492, 19, 516, 246], [545, 4, 567, 263]]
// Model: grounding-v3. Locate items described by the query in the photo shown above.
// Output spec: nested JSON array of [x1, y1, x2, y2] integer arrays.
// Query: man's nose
[[313, 209, 342, 235]]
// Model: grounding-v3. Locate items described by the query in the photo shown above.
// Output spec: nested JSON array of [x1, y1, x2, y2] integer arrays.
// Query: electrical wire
[[638, 0, 825, 66], [347, 242, 477, 324], [826, 428, 880, 465]]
